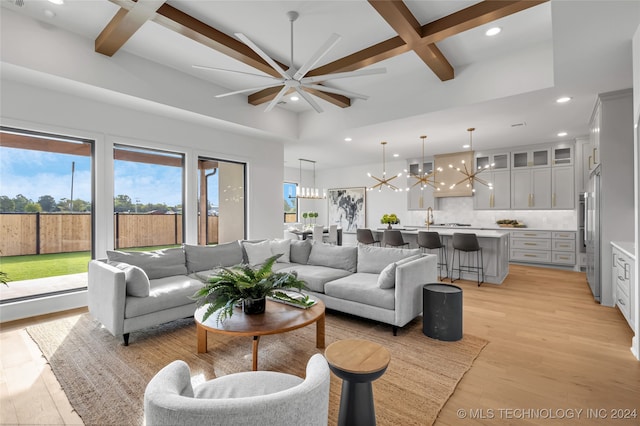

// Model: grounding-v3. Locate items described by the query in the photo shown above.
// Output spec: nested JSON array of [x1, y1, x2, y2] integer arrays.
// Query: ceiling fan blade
[[192, 65, 279, 80], [264, 86, 290, 112], [235, 33, 291, 80], [215, 83, 284, 98], [293, 33, 341, 81], [303, 84, 369, 100], [295, 87, 323, 113], [301, 67, 386, 84]]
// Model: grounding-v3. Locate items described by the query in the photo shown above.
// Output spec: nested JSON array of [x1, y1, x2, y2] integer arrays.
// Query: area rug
[[27, 312, 487, 426]]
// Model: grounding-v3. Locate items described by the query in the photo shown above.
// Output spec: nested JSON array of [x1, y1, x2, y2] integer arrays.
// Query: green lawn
[[0, 245, 180, 282]]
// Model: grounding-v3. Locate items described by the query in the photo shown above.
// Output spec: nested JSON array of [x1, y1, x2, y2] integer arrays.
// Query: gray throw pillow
[[290, 239, 312, 264], [106, 248, 187, 279], [108, 261, 150, 297], [183, 242, 243, 273], [308, 241, 357, 272], [270, 239, 291, 263], [243, 240, 274, 266], [377, 254, 422, 289], [357, 244, 421, 274]]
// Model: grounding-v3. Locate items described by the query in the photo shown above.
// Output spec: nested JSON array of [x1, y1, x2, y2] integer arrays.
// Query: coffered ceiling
[[1, 1, 638, 169]]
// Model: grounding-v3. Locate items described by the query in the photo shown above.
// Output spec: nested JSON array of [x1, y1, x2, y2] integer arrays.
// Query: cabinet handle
[[592, 147, 597, 163], [612, 253, 617, 264], [524, 242, 537, 246], [528, 193, 532, 207], [588, 155, 593, 170], [523, 233, 537, 236], [618, 275, 625, 281], [618, 299, 626, 306], [559, 256, 569, 260], [624, 264, 629, 280], [552, 193, 556, 207], [524, 254, 538, 258]]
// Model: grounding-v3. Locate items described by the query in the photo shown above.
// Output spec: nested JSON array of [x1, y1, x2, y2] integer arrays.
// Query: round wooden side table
[[324, 339, 391, 426]]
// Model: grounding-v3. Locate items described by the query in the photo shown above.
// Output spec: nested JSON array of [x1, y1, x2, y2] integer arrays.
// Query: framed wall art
[[327, 187, 366, 233]]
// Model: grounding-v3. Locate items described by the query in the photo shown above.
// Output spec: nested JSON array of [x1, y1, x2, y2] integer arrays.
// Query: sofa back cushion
[[107, 248, 188, 279], [357, 244, 421, 274], [377, 254, 422, 289], [183, 241, 244, 273], [308, 241, 357, 272], [242, 239, 292, 266], [108, 261, 151, 297], [290, 239, 312, 264]]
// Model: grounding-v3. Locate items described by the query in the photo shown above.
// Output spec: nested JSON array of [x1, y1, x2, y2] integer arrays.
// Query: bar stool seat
[[383, 229, 409, 248], [417, 231, 448, 280], [450, 233, 484, 286]]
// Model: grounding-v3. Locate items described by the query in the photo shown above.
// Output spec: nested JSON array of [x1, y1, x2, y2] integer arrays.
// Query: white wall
[[631, 23, 640, 359]]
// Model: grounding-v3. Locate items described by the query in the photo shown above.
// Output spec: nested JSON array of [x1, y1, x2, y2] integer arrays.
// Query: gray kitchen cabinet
[[510, 230, 576, 267], [406, 161, 436, 210], [474, 170, 510, 210], [612, 243, 635, 330], [551, 166, 574, 209], [511, 168, 551, 209], [512, 147, 550, 168], [552, 144, 574, 166]]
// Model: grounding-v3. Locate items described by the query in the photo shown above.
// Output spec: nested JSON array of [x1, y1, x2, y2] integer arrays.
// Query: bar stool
[[383, 229, 409, 248], [417, 231, 448, 280], [450, 233, 484, 286], [356, 228, 381, 246]]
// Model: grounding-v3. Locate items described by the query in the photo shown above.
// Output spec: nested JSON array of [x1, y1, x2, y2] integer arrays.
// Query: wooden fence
[[0, 213, 219, 256]]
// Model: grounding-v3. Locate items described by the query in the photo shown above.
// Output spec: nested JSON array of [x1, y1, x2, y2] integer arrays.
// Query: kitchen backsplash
[[406, 197, 578, 230]]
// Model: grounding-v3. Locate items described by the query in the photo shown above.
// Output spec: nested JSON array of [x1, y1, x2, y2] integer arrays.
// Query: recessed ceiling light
[[485, 27, 501, 37], [344, 137, 352, 142], [462, 144, 470, 149], [393, 153, 399, 158], [556, 96, 572, 103], [48, 0, 64, 4], [290, 96, 299, 102], [557, 132, 568, 137]]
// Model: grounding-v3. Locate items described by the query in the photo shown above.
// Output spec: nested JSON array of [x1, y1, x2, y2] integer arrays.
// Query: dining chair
[[417, 231, 448, 280], [383, 229, 409, 248], [312, 225, 324, 242], [323, 224, 338, 245], [356, 228, 381, 246]]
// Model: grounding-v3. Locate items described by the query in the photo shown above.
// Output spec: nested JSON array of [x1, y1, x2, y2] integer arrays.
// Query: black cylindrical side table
[[422, 283, 463, 341]]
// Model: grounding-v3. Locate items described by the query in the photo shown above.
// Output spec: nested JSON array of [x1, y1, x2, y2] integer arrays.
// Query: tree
[[13, 194, 30, 212], [24, 202, 42, 213], [114, 194, 133, 212], [0, 196, 15, 212], [38, 195, 57, 212]]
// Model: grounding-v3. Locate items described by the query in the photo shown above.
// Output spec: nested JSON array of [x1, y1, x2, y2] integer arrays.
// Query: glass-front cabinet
[[512, 147, 550, 168], [552, 144, 573, 166], [406, 160, 436, 210]]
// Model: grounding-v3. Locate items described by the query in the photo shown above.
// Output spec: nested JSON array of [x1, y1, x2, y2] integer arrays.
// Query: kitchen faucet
[[426, 207, 434, 230]]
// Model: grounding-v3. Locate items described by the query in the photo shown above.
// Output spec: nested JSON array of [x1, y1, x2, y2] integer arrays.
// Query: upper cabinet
[[474, 151, 510, 210], [512, 147, 550, 168], [552, 144, 574, 166], [406, 160, 436, 210], [475, 152, 510, 170]]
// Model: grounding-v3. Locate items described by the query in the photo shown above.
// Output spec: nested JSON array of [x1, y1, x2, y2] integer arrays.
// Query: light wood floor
[[1, 264, 638, 425]]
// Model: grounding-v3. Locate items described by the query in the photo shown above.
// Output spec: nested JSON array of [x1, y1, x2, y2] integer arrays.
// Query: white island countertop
[[404, 225, 579, 232], [611, 241, 636, 259], [377, 228, 509, 238]]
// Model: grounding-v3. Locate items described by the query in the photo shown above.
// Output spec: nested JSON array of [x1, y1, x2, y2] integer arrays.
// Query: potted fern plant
[[192, 254, 308, 324]]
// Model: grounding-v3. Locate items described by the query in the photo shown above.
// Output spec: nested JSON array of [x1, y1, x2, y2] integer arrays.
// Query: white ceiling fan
[[193, 11, 386, 113]]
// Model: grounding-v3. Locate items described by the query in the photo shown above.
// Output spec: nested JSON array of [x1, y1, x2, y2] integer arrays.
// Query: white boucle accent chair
[[144, 354, 330, 426]]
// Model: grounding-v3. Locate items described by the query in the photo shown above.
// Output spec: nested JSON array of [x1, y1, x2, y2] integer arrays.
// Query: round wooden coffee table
[[325, 339, 391, 426], [195, 298, 325, 371]]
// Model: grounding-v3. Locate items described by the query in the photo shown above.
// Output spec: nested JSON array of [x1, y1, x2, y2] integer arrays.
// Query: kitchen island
[[374, 227, 510, 284]]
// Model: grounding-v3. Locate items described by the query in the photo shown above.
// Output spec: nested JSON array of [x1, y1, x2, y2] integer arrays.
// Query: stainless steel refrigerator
[[585, 164, 601, 302]]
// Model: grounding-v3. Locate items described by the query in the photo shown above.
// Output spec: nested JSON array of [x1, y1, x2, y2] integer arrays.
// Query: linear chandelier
[[294, 159, 326, 199], [448, 128, 493, 193], [408, 135, 444, 192], [367, 141, 403, 192]]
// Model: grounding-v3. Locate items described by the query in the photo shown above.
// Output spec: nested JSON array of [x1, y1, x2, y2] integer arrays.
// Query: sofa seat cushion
[[276, 265, 352, 293], [324, 273, 395, 310], [125, 276, 203, 318]]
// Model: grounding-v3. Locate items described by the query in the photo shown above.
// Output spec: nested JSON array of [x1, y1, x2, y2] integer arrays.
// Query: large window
[[198, 157, 245, 245], [284, 182, 298, 223], [113, 145, 184, 249], [0, 127, 93, 302]]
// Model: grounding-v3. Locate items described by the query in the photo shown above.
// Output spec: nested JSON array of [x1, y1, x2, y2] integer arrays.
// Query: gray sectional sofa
[[88, 239, 437, 344]]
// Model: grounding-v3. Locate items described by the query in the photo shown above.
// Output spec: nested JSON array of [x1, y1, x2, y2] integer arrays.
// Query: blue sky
[[1, 146, 218, 207]]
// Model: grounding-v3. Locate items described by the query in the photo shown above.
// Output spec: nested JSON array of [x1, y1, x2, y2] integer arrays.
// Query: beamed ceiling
[[0, 1, 638, 169]]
